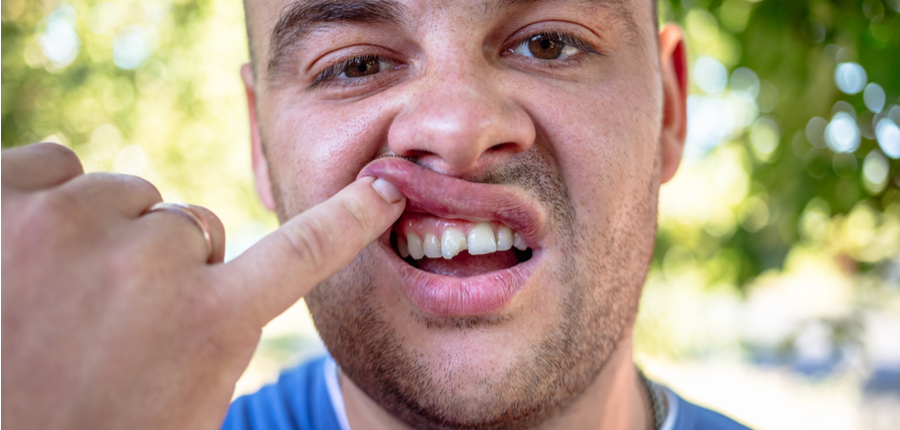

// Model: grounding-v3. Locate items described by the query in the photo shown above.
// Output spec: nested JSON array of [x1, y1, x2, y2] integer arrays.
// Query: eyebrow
[[267, 0, 407, 76], [266, 0, 639, 78]]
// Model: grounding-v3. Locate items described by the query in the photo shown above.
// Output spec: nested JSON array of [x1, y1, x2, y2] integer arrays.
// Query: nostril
[[488, 142, 518, 153]]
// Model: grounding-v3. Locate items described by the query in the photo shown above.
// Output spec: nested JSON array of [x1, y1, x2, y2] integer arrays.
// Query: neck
[[340, 333, 650, 430], [548, 334, 651, 430]]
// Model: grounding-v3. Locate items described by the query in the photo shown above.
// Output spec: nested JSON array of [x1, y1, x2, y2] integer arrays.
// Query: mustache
[[373, 149, 557, 187], [371, 149, 576, 229]]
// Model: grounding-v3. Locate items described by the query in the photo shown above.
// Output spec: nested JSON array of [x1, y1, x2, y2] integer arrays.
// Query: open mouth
[[389, 214, 534, 277], [360, 157, 545, 315]]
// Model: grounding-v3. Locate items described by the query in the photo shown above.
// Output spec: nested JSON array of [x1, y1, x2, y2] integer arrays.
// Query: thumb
[[214, 176, 405, 326]]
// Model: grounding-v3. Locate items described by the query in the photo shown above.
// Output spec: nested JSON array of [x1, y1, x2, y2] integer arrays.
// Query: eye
[[512, 33, 582, 60], [315, 55, 398, 86], [338, 55, 394, 78]]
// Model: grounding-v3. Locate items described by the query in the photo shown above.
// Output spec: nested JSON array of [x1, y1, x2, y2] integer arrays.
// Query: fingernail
[[372, 178, 404, 204]]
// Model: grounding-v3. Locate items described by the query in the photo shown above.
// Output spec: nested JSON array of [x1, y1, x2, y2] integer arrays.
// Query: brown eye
[[343, 56, 381, 78], [512, 33, 582, 61], [527, 35, 563, 59]]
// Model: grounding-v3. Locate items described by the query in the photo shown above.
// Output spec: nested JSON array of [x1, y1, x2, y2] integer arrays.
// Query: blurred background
[[3, 0, 899, 428]]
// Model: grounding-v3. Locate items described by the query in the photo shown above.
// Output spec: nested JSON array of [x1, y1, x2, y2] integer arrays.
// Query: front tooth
[[407, 232, 425, 260], [496, 226, 513, 251], [423, 233, 441, 258], [441, 228, 467, 259], [513, 232, 528, 251], [467, 222, 497, 255], [397, 234, 410, 258]]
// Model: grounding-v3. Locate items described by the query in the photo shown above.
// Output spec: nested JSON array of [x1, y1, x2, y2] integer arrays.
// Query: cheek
[[523, 77, 661, 223], [260, 96, 397, 212]]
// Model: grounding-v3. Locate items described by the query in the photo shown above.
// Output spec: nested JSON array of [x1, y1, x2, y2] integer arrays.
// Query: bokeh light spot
[[890, 0, 900, 13], [890, 105, 900, 126], [693, 56, 728, 95], [875, 118, 900, 159], [863, 150, 889, 194], [718, 0, 752, 33], [740, 195, 770, 232], [113, 25, 151, 70], [113, 145, 150, 176], [685, 9, 719, 43], [89, 124, 122, 160], [834, 62, 868, 95], [864, 83, 886, 113], [831, 100, 857, 119], [40, 6, 80, 68], [825, 112, 861, 153], [805, 117, 828, 148], [729, 67, 760, 99], [749, 117, 780, 162]]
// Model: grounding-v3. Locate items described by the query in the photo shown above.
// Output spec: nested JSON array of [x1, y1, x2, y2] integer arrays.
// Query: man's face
[[244, 0, 686, 428]]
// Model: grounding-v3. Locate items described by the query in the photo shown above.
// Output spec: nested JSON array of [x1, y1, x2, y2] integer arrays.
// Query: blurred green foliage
[[652, 0, 900, 289], [2, 0, 899, 290], [2, 0, 277, 255]]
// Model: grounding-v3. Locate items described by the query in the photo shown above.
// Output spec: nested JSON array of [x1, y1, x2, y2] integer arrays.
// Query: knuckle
[[125, 175, 162, 202], [95, 172, 163, 201], [25, 190, 84, 230]]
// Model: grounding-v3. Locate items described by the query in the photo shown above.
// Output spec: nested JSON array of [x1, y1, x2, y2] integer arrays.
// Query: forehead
[[245, 0, 653, 73]]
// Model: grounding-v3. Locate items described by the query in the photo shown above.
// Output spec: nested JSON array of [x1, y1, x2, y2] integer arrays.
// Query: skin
[[1, 0, 686, 429], [2, 143, 405, 430], [243, 0, 687, 430]]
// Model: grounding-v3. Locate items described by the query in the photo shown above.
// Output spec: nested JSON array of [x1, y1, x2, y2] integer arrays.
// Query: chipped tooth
[[407, 232, 425, 260], [467, 222, 497, 255], [496, 226, 513, 251], [513, 231, 528, 251], [398, 234, 410, 258], [441, 228, 467, 259], [423, 233, 441, 258]]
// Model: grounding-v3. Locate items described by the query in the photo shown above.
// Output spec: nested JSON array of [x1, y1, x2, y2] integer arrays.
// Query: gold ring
[[144, 202, 213, 263]]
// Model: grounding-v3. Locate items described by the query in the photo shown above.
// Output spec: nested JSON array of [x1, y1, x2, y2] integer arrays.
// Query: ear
[[658, 25, 688, 184], [242, 63, 276, 211]]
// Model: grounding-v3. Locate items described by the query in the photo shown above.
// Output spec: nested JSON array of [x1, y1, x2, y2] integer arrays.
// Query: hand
[[1, 142, 406, 430]]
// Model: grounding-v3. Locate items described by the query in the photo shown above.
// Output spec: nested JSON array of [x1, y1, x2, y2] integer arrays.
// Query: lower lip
[[379, 241, 541, 316]]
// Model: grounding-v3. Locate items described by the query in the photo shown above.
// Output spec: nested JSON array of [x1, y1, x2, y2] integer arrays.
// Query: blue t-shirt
[[223, 356, 751, 430]]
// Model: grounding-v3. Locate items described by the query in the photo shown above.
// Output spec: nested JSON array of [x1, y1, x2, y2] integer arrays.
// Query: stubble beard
[[292, 149, 657, 430]]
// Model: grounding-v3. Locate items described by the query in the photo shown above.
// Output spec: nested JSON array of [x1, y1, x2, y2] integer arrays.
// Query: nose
[[387, 57, 535, 177]]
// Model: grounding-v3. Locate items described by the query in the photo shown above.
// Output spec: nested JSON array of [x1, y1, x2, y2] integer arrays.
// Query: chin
[[302, 157, 654, 429]]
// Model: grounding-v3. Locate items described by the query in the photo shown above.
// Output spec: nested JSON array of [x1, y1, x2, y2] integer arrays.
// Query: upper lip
[[358, 157, 547, 247]]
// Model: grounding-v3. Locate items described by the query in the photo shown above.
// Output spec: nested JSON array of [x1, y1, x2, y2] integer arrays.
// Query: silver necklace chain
[[637, 368, 668, 430]]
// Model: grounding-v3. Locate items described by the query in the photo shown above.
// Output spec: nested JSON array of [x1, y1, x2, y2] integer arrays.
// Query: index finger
[[213, 176, 405, 326]]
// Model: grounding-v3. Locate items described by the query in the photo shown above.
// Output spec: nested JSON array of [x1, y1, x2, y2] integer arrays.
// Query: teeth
[[496, 226, 513, 251], [423, 233, 441, 259], [513, 231, 527, 251], [467, 222, 497, 255], [398, 234, 410, 258], [441, 228, 467, 259], [399, 225, 529, 261], [407, 232, 425, 260]]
